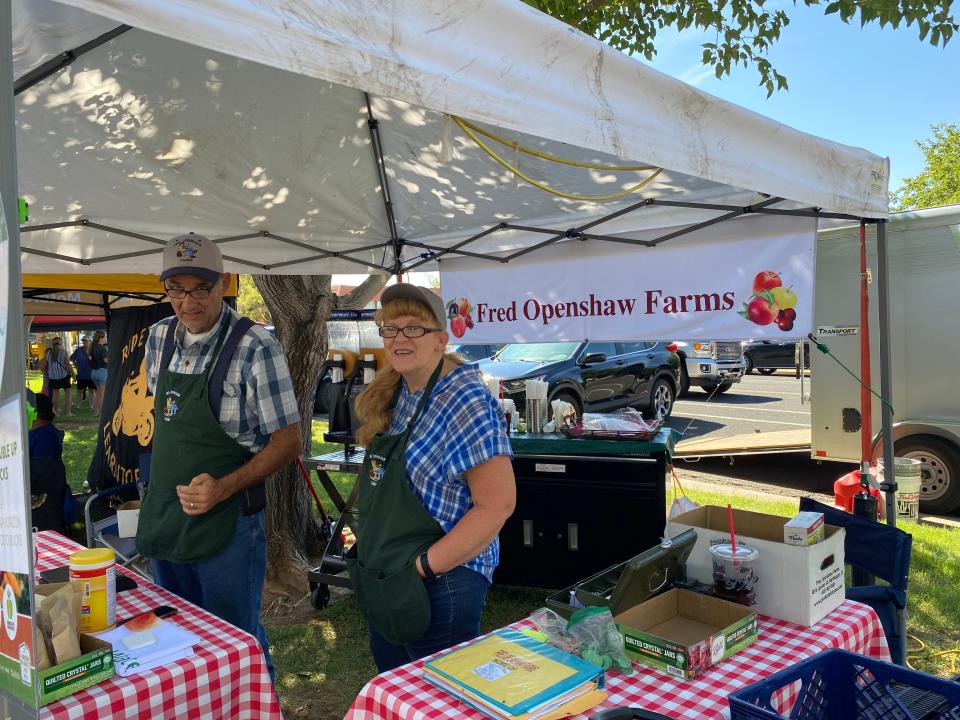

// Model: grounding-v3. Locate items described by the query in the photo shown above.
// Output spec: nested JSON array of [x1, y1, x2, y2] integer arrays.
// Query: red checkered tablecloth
[[34, 531, 282, 720], [345, 600, 889, 720]]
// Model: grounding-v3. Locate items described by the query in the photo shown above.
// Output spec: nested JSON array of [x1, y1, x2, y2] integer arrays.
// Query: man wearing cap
[[137, 233, 301, 680]]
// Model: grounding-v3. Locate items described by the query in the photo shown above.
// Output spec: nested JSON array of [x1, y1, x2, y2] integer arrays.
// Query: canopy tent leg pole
[[102, 292, 112, 329], [1, 4, 40, 717], [0, 0, 27, 399], [876, 220, 897, 527]]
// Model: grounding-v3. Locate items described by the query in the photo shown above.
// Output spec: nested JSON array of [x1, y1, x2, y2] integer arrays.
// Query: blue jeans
[[151, 511, 274, 682], [369, 565, 490, 672]]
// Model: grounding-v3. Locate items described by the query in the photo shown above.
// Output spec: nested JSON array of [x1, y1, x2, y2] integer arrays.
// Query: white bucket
[[877, 457, 922, 521]]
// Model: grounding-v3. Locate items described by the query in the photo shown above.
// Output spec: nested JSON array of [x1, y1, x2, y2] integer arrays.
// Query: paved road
[[666, 371, 812, 445], [663, 372, 958, 524]]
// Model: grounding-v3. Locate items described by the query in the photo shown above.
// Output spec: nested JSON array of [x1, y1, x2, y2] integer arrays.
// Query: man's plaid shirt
[[146, 305, 300, 453]]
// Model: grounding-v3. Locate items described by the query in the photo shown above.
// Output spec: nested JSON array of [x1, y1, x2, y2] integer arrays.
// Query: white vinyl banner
[[0, 395, 30, 575], [440, 215, 816, 343]]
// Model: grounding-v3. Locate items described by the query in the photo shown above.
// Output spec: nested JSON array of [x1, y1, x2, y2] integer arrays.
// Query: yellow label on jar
[[70, 564, 116, 632]]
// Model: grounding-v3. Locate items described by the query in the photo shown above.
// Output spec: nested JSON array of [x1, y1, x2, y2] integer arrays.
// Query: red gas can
[[834, 469, 884, 518]]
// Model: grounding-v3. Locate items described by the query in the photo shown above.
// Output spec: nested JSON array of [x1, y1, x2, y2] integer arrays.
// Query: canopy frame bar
[[18, 196, 877, 274], [14, 24, 132, 95], [364, 92, 402, 273]]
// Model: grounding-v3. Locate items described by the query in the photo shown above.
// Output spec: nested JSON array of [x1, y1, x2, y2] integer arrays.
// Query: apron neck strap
[[203, 316, 232, 377], [401, 359, 445, 440]]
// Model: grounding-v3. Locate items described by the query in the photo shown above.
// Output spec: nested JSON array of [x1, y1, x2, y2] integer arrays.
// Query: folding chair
[[84, 453, 152, 579], [799, 497, 912, 665]]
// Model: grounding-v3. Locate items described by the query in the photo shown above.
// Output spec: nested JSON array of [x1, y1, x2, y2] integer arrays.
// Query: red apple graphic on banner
[[746, 295, 777, 325], [752, 271, 782, 294], [446, 297, 474, 338], [740, 271, 799, 332]]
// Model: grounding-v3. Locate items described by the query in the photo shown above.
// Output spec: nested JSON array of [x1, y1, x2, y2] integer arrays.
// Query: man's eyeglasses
[[378, 325, 442, 339], [164, 286, 214, 300]]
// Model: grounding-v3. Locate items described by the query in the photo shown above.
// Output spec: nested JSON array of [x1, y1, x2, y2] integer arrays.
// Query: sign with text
[[0, 396, 30, 575], [87, 304, 173, 492], [440, 215, 816, 342]]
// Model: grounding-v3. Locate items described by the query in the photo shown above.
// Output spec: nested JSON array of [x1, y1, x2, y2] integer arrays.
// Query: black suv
[[742, 339, 810, 375], [477, 341, 681, 421]]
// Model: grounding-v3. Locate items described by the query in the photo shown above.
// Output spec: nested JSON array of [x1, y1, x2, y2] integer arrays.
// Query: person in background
[[137, 233, 301, 683], [28, 393, 69, 531], [350, 284, 516, 673], [89, 330, 109, 415], [71, 336, 95, 411], [40, 337, 74, 417]]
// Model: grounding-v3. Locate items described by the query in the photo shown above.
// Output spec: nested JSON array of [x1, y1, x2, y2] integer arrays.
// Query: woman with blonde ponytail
[[348, 284, 516, 673]]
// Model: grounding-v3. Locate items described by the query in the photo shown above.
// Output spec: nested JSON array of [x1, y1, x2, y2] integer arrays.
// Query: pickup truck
[[673, 340, 746, 396]]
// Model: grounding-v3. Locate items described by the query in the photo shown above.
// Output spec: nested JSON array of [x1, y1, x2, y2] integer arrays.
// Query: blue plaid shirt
[[146, 305, 300, 453], [389, 364, 513, 581]]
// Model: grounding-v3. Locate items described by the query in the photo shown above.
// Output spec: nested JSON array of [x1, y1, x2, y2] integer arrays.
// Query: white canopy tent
[[11, 0, 888, 278], [3, 0, 898, 525]]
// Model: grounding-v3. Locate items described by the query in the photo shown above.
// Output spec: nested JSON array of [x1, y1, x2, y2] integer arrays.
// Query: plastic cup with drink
[[710, 504, 759, 606], [709, 543, 759, 606]]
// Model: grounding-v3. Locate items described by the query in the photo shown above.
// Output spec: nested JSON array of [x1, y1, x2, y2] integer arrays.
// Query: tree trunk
[[252, 273, 387, 594]]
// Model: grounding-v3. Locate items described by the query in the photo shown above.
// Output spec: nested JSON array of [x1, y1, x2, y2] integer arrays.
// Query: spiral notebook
[[422, 628, 605, 720]]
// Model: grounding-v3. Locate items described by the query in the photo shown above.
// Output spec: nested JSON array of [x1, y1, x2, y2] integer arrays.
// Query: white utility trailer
[[811, 204, 960, 513]]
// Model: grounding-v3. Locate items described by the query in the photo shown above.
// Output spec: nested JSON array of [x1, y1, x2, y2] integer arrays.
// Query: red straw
[[727, 503, 737, 554]]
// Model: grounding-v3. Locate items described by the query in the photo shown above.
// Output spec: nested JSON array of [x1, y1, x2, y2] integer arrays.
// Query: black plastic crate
[[728, 649, 960, 720]]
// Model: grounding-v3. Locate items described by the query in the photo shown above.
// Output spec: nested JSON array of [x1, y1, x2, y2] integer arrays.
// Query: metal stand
[[302, 447, 364, 609], [852, 488, 878, 586]]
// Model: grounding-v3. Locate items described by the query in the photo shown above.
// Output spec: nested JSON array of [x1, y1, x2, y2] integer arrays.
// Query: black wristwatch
[[419, 551, 438, 581]]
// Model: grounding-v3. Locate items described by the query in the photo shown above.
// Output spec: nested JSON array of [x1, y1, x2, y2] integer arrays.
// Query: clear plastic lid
[[709, 543, 759, 561]]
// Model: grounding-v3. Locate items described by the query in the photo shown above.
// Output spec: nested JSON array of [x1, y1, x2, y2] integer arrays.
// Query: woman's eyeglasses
[[164, 286, 213, 300], [378, 325, 442, 338]]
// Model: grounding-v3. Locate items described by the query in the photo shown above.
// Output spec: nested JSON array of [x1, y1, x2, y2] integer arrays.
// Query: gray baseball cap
[[160, 233, 223, 283], [380, 284, 446, 329]]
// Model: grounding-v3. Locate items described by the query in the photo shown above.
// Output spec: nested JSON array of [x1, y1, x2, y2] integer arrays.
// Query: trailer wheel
[[311, 583, 331, 610], [895, 435, 960, 514]]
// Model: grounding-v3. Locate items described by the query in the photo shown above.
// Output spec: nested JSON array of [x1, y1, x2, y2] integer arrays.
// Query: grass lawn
[[27, 393, 960, 717], [27, 371, 101, 492]]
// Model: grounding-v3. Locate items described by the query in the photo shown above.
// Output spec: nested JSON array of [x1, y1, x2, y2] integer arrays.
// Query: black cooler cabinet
[[494, 431, 673, 588]]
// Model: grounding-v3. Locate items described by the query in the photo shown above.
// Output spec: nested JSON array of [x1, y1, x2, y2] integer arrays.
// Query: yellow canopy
[[23, 274, 238, 295]]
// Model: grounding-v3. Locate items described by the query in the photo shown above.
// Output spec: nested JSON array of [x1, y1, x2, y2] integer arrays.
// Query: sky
[[641, 1, 960, 193]]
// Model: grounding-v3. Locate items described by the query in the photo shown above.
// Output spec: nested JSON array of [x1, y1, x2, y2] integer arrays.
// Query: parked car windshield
[[493, 342, 581, 363]]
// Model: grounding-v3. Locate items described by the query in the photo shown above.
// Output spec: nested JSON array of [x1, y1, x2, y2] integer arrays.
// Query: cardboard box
[[784, 512, 825, 546], [35, 583, 114, 705], [615, 588, 757, 679], [668, 506, 846, 627], [116, 501, 141, 538]]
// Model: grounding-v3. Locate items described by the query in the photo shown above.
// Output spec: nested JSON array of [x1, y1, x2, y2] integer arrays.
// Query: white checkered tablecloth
[[35, 531, 282, 720], [345, 600, 890, 720]]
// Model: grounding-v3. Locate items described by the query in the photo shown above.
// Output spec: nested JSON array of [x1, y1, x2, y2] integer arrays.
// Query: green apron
[[346, 361, 446, 645], [136, 319, 253, 563]]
